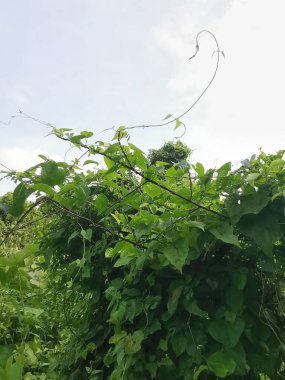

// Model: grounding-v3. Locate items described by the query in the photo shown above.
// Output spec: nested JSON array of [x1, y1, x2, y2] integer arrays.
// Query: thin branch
[[0, 161, 12, 171], [56, 134, 226, 218], [99, 181, 146, 219], [117, 131, 133, 169], [14, 213, 53, 230], [45, 197, 148, 250], [143, 206, 200, 243]]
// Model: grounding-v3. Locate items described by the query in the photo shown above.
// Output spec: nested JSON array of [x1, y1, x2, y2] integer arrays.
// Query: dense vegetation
[[0, 127, 285, 379]]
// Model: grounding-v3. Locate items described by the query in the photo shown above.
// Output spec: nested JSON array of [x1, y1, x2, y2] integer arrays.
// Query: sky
[[1, 0, 285, 194]]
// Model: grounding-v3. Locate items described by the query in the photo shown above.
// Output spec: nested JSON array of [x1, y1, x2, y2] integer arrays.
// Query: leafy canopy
[[0, 127, 285, 380]]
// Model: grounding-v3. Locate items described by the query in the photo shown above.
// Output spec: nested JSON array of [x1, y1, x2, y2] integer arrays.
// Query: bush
[[1, 128, 285, 379]]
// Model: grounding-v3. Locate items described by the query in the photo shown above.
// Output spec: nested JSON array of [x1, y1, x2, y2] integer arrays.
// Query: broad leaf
[[94, 194, 109, 214], [81, 228, 92, 242], [239, 211, 280, 256], [164, 237, 189, 272], [207, 351, 236, 378], [125, 330, 144, 355], [171, 332, 187, 357], [10, 183, 33, 216], [226, 287, 244, 313], [210, 223, 240, 247], [41, 161, 65, 186], [167, 286, 183, 316], [183, 298, 208, 318], [208, 318, 245, 347]]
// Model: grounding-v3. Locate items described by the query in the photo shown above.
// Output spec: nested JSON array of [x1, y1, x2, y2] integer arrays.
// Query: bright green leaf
[[164, 237, 189, 273], [174, 119, 182, 130], [207, 351, 236, 378], [94, 194, 109, 214], [195, 162, 205, 177]]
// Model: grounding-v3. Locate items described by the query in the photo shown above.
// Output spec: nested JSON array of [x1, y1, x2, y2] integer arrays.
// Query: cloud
[[0, 147, 63, 195], [0, 147, 62, 172]]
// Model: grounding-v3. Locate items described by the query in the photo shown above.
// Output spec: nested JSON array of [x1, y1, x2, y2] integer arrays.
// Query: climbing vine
[[0, 30, 284, 379], [1, 126, 284, 379]]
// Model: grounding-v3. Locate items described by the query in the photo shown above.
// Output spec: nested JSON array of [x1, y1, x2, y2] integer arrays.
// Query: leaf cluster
[[1, 129, 285, 379]]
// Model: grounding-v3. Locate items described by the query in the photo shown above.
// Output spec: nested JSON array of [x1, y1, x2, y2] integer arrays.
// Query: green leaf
[[80, 130, 93, 138], [225, 343, 248, 375], [94, 194, 109, 214], [114, 256, 133, 267], [70, 134, 85, 144], [227, 191, 270, 223], [159, 339, 168, 351], [162, 113, 172, 120], [81, 228, 92, 242], [164, 237, 189, 273], [130, 210, 159, 238], [125, 330, 144, 355], [104, 156, 115, 170], [5, 361, 23, 380], [41, 161, 65, 186], [30, 183, 56, 196], [112, 126, 128, 141], [171, 332, 187, 357], [10, 183, 33, 216], [269, 158, 284, 173], [155, 161, 171, 167], [246, 173, 260, 187], [144, 183, 163, 198], [195, 162, 205, 177], [146, 362, 157, 379], [226, 287, 244, 313], [208, 318, 245, 347], [174, 119, 182, 130], [193, 365, 208, 379], [187, 221, 205, 231], [68, 231, 79, 244], [83, 159, 98, 165], [167, 286, 183, 316], [0, 202, 10, 215], [23, 306, 44, 317], [207, 351, 236, 378], [183, 298, 208, 318], [232, 269, 247, 290], [73, 185, 89, 207], [241, 191, 270, 215], [239, 211, 280, 256], [0, 345, 14, 366], [210, 223, 240, 247], [109, 331, 127, 344]]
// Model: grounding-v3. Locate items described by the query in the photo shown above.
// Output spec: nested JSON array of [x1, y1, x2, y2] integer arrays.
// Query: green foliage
[[148, 140, 191, 166], [1, 129, 285, 379]]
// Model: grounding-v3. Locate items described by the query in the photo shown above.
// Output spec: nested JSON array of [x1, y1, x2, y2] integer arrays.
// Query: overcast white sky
[[1, 0, 285, 194]]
